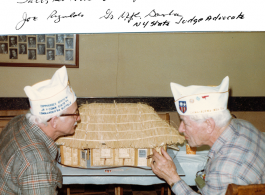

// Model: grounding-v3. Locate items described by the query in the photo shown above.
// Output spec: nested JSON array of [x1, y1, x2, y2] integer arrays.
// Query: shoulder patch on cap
[[179, 101, 187, 113]]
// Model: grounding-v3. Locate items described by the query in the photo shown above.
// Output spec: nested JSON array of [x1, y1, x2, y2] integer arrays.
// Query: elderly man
[[151, 76, 265, 195], [0, 66, 80, 194]]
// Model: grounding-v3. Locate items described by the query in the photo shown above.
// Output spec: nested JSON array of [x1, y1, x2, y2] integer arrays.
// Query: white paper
[[0, 0, 264, 35]]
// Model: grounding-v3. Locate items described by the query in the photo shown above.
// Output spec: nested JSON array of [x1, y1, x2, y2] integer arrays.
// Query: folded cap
[[170, 76, 229, 115], [24, 66, 77, 116]]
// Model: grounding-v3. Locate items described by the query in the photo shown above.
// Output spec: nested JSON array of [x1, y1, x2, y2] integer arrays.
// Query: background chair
[[225, 183, 265, 195]]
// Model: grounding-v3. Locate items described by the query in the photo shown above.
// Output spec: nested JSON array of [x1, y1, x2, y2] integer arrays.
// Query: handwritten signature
[[15, 12, 38, 30], [118, 11, 141, 23], [15, 10, 84, 30], [145, 9, 182, 18], [17, 0, 49, 4], [100, 9, 182, 20], [99, 9, 181, 27], [47, 10, 84, 23]]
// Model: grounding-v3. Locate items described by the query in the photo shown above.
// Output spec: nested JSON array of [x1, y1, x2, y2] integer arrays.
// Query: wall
[[169, 111, 265, 132], [0, 32, 264, 98]]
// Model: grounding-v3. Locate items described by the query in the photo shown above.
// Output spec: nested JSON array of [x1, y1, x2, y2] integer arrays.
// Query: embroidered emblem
[[179, 101, 187, 113], [190, 99, 194, 103], [196, 96, 200, 101]]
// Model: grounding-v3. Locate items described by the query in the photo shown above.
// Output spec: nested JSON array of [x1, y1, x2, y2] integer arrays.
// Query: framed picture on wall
[[0, 34, 79, 68]]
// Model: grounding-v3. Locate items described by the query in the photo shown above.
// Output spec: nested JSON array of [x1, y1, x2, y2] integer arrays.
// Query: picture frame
[[0, 34, 79, 68]]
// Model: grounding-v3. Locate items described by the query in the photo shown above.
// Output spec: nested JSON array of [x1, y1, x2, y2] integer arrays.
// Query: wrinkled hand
[[151, 148, 181, 186]]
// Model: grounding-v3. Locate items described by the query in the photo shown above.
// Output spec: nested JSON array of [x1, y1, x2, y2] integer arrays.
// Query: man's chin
[[70, 126, 78, 134], [68, 130, 75, 135]]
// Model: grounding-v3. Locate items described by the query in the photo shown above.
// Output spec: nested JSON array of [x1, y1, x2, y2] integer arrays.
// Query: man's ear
[[49, 116, 58, 129], [205, 118, 215, 134]]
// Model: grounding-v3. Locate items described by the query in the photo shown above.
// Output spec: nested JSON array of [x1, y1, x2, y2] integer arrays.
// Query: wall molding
[[0, 97, 264, 112]]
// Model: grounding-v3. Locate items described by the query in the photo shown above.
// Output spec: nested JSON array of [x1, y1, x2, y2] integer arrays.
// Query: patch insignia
[[190, 99, 194, 103], [196, 96, 200, 101], [179, 101, 187, 113]]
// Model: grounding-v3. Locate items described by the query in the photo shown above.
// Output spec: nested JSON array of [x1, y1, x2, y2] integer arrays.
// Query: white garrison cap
[[24, 66, 76, 116], [170, 76, 229, 115]]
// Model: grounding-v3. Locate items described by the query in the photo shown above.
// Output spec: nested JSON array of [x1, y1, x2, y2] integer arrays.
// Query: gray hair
[[189, 109, 232, 127], [26, 109, 65, 126]]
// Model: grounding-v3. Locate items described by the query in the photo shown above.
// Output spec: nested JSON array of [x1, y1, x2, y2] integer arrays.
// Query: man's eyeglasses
[[47, 109, 80, 122]]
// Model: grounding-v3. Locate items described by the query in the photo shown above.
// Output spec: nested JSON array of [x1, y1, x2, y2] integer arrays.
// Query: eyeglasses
[[60, 109, 80, 117], [47, 109, 80, 122]]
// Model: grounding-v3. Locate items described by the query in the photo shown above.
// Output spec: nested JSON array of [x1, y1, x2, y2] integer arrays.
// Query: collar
[[24, 116, 59, 160]]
